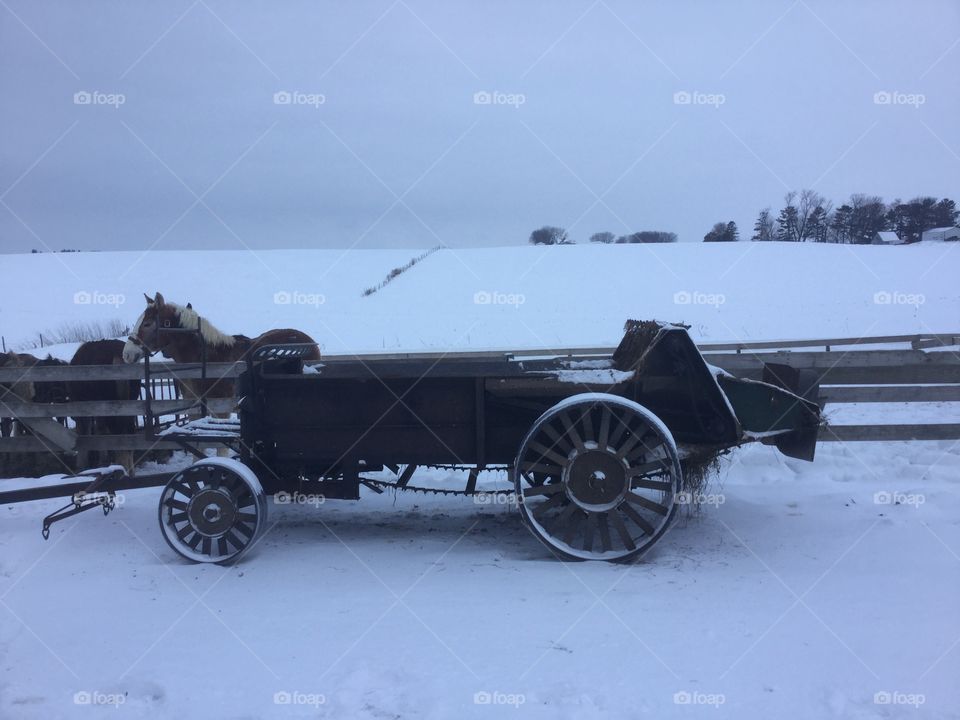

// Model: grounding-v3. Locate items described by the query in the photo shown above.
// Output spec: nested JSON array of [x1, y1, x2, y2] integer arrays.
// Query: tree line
[[749, 192, 957, 244], [528, 226, 677, 245]]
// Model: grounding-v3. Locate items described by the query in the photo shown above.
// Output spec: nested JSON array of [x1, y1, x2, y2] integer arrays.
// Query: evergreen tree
[[751, 208, 774, 241]]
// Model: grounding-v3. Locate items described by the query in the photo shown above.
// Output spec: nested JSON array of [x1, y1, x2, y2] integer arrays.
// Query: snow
[[1, 441, 957, 718], [1, 243, 958, 718]]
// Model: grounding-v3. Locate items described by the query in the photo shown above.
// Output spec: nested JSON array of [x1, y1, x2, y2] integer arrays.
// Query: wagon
[[1, 320, 821, 564]]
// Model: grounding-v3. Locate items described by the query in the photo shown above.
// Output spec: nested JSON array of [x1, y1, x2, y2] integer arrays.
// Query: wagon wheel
[[513, 394, 682, 561], [158, 458, 268, 564]]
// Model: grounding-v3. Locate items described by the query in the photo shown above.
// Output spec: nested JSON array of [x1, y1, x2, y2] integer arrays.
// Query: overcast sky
[[1, 0, 957, 252]]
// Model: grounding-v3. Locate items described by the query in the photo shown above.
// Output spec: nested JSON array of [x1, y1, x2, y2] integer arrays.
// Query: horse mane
[[170, 303, 238, 348]]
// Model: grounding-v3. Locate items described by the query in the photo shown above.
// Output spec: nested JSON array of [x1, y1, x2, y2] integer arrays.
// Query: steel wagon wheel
[[158, 457, 267, 564], [513, 393, 682, 561]]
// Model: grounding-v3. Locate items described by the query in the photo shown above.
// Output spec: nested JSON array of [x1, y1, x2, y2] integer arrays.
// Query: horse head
[[123, 292, 182, 363]]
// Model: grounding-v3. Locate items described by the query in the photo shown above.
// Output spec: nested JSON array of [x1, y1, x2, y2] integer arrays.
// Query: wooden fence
[[0, 333, 958, 462]]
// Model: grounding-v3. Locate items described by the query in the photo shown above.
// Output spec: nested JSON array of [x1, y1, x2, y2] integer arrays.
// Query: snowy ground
[[1, 440, 958, 719]]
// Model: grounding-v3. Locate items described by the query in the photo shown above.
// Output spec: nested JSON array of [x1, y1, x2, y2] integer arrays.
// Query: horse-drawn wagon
[[0, 320, 821, 565]]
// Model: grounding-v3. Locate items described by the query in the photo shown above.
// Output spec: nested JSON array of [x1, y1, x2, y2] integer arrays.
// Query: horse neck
[[164, 332, 250, 363]]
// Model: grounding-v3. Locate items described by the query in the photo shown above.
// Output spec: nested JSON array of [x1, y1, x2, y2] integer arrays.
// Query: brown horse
[[0, 351, 37, 437], [70, 339, 140, 472], [123, 292, 320, 416]]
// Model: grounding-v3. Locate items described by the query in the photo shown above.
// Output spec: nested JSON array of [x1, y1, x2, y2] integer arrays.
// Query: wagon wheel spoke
[[523, 483, 564, 498], [631, 477, 673, 492], [540, 421, 574, 456], [625, 491, 669, 516], [597, 512, 612, 552], [583, 512, 597, 552], [531, 492, 566, 519], [609, 509, 637, 551], [562, 508, 584, 546], [621, 502, 656, 536], [558, 412, 585, 451], [527, 440, 569, 468], [520, 461, 563, 477], [597, 405, 612, 449], [579, 406, 595, 444], [626, 459, 669, 479], [606, 409, 631, 450]]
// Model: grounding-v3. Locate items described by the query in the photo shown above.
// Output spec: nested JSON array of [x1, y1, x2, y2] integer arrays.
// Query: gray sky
[[1, 0, 957, 252]]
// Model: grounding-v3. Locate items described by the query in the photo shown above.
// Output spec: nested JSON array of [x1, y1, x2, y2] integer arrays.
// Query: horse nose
[[122, 341, 142, 363]]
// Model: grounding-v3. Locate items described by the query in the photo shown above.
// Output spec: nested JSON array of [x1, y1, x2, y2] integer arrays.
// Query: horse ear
[[154, 292, 165, 306], [144, 293, 154, 305]]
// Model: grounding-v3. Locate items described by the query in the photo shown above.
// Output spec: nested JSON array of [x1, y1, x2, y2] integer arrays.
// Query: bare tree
[[529, 226, 570, 245], [589, 231, 616, 244]]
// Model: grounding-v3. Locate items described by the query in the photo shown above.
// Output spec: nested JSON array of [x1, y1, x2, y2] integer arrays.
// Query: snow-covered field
[[1, 243, 959, 718], [0, 242, 956, 354]]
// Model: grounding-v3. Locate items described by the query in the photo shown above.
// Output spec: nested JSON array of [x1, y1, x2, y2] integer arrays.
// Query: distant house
[[921, 226, 960, 242], [872, 231, 904, 245]]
